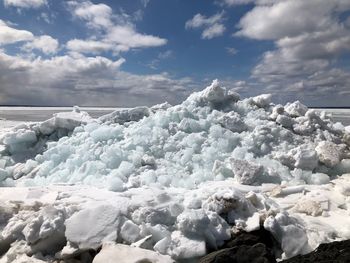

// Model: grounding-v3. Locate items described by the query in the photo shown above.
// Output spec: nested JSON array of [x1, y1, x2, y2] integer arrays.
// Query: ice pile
[[0, 80, 350, 262], [1, 79, 349, 188]]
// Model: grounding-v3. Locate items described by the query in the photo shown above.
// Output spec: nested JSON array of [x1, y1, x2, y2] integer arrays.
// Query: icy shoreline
[[1, 80, 350, 262]]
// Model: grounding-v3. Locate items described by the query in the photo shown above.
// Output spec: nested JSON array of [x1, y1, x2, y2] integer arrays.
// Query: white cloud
[[22, 35, 59, 54], [67, 1, 113, 29], [235, 1, 340, 40], [236, 0, 350, 105], [202, 23, 225, 39], [4, 0, 46, 8], [66, 39, 116, 54], [106, 25, 167, 49], [66, 1, 167, 55], [0, 19, 34, 45], [185, 12, 226, 39]]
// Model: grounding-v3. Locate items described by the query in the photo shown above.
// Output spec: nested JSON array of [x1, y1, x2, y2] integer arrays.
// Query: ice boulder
[[264, 213, 309, 258], [285, 101, 308, 117], [155, 231, 207, 260], [65, 204, 123, 250], [315, 141, 345, 167], [218, 112, 247, 133], [290, 145, 318, 171], [39, 110, 92, 135], [2, 129, 37, 154], [120, 220, 141, 244], [201, 79, 227, 104], [276, 114, 295, 129], [252, 94, 272, 108], [230, 158, 263, 185], [227, 89, 240, 102]]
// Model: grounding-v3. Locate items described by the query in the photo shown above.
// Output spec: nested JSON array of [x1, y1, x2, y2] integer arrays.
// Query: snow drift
[[0, 80, 350, 262]]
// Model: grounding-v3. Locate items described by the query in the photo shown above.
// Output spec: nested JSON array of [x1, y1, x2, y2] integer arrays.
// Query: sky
[[0, 0, 350, 107]]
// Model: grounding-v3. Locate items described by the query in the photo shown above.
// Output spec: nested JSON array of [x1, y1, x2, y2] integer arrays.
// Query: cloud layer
[[235, 0, 350, 105], [0, 0, 191, 106]]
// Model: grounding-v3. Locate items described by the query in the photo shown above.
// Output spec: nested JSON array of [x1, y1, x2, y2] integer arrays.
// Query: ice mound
[[1, 80, 350, 262], [0, 107, 92, 165], [0, 79, 348, 188]]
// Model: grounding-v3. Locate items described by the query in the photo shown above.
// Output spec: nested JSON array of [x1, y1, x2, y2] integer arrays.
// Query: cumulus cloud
[[22, 35, 59, 54], [0, 51, 196, 106], [185, 12, 226, 39], [67, 1, 113, 30], [66, 1, 167, 55], [235, 0, 350, 105], [235, 1, 344, 40], [0, 20, 34, 45], [106, 25, 167, 48], [4, 0, 46, 8]]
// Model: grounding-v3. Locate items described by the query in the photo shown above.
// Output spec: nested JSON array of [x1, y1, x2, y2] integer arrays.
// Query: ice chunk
[[65, 204, 122, 249], [177, 209, 210, 235], [218, 112, 247, 133], [120, 220, 141, 244], [2, 130, 37, 146], [276, 114, 295, 128], [227, 89, 240, 102], [93, 243, 174, 263], [163, 231, 206, 259], [252, 94, 272, 108], [285, 101, 308, 117], [230, 158, 263, 185], [269, 104, 284, 120], [244, 212, 260, 232], [315, 141, 345, 167], [264, 213, 309, 258], [201, 79, 227, 104], [39, 110, 92, 135], [291, 145, 318, 170]]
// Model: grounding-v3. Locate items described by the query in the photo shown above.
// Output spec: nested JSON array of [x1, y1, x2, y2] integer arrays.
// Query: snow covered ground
[[0, 80, 350, 262]]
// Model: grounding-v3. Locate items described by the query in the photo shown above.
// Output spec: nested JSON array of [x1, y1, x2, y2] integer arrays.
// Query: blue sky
[[0, 0, 350, 107]]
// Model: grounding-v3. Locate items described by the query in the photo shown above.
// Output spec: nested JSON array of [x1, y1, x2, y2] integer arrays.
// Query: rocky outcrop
[[281, 239, 350, 263], [199, 229, 279, 263]]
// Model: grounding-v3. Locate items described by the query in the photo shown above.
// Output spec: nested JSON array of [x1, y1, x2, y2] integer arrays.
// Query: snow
[[0, 80, 350, 262]]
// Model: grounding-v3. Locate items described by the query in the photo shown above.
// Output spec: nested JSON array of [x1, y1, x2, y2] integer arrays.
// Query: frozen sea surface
[[1, 107, 349, 125], [0, 106, 123, 122]]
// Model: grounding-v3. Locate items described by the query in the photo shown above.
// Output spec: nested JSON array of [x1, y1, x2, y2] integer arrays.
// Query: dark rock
[[199, 243, 276, 263], [281, 239, 350, 263], [199, 229, 279, 263], [223, 228, 277, 250]]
